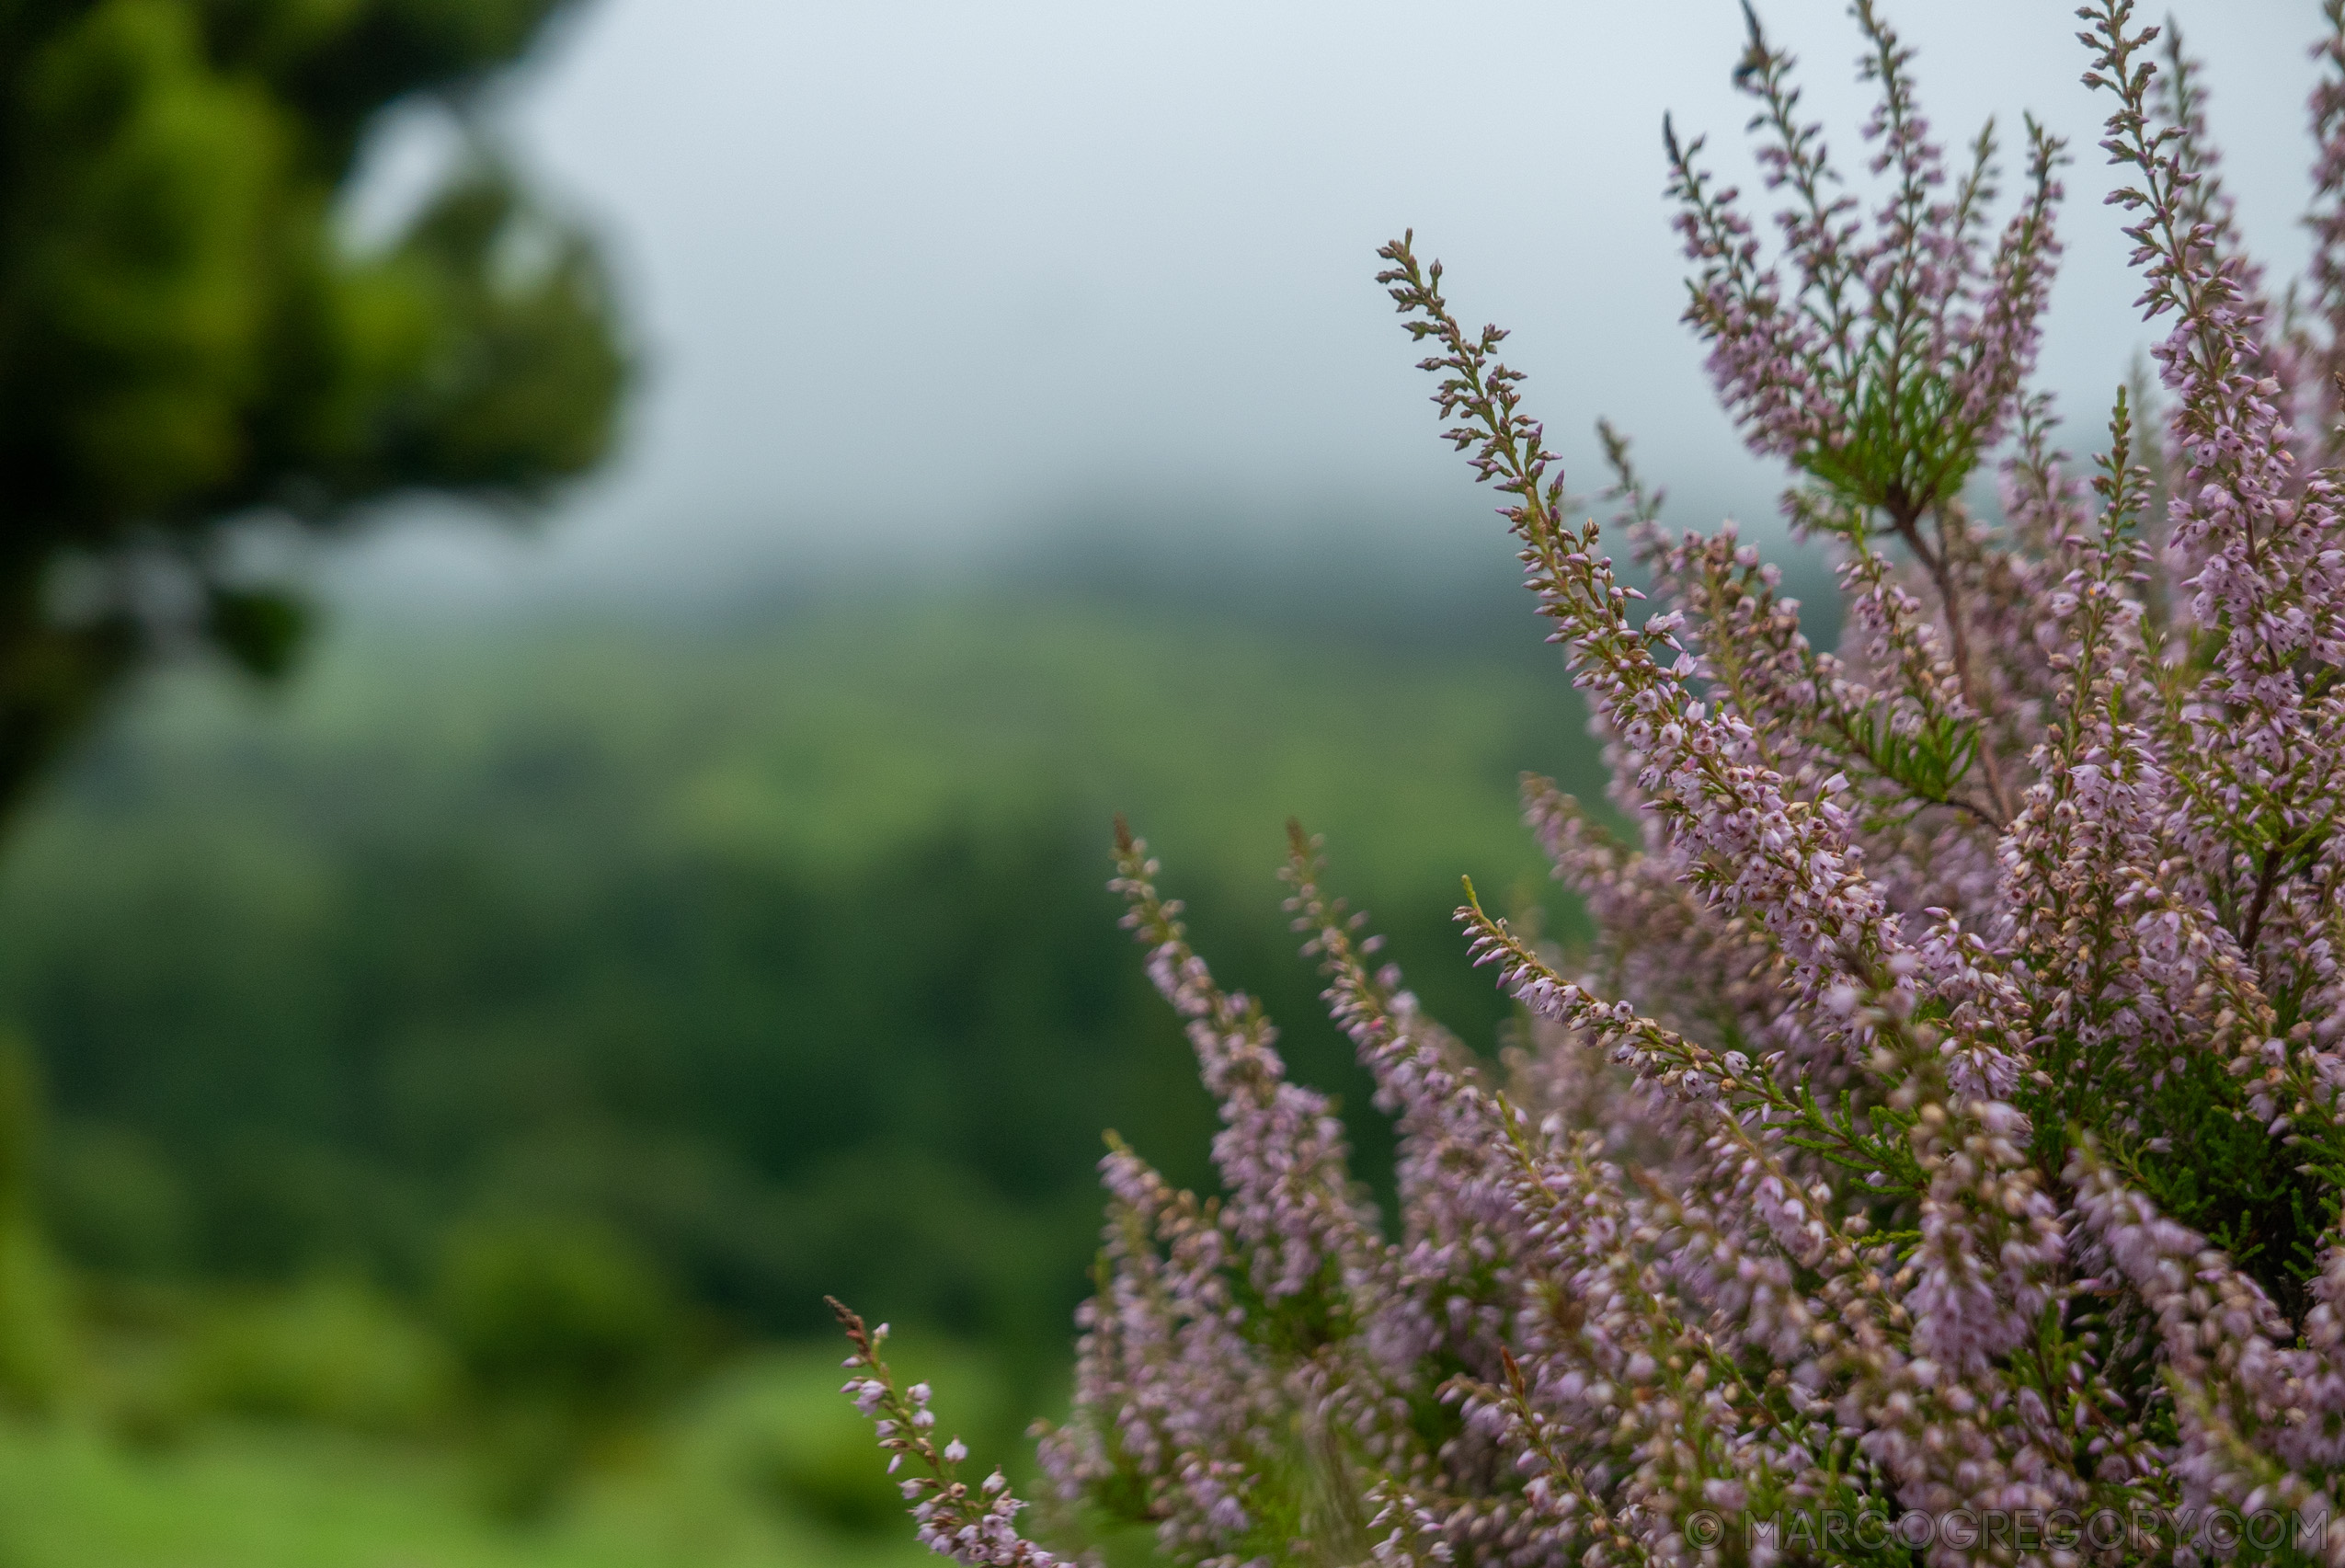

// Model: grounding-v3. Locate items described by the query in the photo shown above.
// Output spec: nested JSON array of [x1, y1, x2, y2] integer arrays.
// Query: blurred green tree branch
[[0, 0, 627, 818]]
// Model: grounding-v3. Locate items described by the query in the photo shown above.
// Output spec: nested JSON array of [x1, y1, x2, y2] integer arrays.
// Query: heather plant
[[835, 4, 2345, 1563]]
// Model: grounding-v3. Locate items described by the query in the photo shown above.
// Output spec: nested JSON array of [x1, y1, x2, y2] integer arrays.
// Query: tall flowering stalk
[[841, 5, 2345, 1564]]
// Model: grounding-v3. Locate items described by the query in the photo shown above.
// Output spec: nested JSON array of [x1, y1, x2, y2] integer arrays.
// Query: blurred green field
[[0, 1345, 973, 1568]]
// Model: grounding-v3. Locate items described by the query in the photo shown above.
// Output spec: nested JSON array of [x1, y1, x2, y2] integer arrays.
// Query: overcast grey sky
[[336, 0, 2325, 607]]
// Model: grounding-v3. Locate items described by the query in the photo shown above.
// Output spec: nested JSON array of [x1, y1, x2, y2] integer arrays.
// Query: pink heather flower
[[838, 7, 2345, 1564]]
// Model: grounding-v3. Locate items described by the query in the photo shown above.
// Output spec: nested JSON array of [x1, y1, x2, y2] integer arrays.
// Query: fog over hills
[[330, 0, 2323, 616]]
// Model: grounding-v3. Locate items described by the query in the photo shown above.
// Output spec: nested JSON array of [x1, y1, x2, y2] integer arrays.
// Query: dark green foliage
[[0, 1031, 67, 1409], [0, 601, 1601, 1370], [438, 1216, 677, 1519], [41, 1121, 188, 1274], [0, 0, 624, 818], [1226, 1253, 1353, 1362], [1842, 708, 1981, 819], [193, 0, 589, 168], [439, 1218, 674, 1411], [2022, 1024, 2331, 1318], [179, 1273, 455, 1434]]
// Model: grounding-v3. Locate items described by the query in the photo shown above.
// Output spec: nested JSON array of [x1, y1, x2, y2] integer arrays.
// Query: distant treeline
[[0, 588, 1645, 1365]]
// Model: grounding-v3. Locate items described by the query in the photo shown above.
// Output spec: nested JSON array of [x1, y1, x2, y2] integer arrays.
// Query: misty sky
[[338, 0, 2327, 607]]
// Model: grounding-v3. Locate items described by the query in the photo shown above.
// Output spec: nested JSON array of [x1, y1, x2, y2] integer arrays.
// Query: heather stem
[[1901, 501, 2015, 823]]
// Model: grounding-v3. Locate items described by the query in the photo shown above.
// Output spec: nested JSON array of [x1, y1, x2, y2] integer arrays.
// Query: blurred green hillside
[[0, 578, 1623, 1561], [3, 587, 1606, 1340]]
